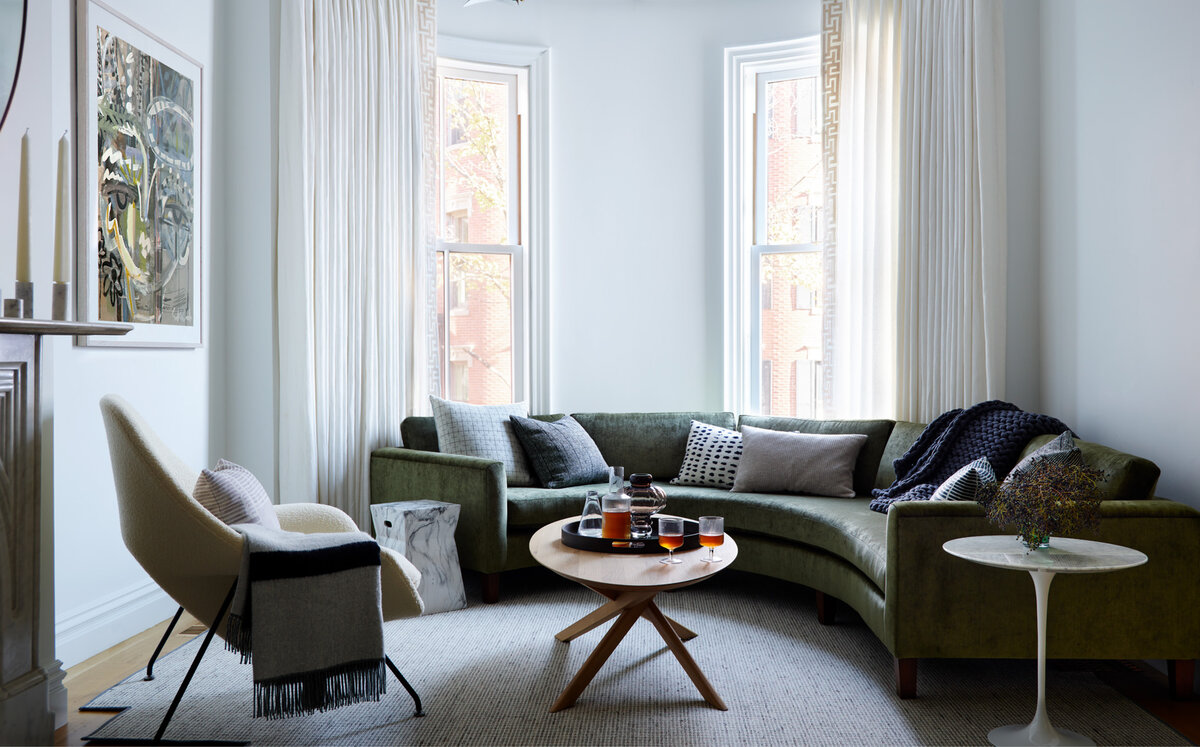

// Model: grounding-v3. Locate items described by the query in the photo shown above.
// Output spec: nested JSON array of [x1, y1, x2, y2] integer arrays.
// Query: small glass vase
[[579, 490, 603, 537], [1019, 530, 1051, 550]]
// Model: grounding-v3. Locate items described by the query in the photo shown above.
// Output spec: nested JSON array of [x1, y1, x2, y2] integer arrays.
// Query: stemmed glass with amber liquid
[[699, 516, 724, 563], [658, 516, 684, 564]]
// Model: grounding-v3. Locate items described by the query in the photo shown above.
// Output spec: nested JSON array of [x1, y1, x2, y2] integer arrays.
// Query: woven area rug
[[83, 571, 1186, 746]]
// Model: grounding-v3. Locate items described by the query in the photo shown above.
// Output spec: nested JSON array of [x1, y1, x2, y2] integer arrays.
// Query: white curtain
[[895, 0, 1007, 421], [277, 0, 437, 527], [822, 0, 901, 420], [822, 0, 1006, 422]]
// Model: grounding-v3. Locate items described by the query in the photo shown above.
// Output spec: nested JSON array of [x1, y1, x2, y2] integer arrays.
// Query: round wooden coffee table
[[530, 516, 738, 712]]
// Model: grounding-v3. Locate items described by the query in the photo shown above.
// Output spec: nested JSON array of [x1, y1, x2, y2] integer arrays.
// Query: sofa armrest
[[274, 502, 360, 533], [884, 499, 1200, 660], [370, 447, 508, 574]]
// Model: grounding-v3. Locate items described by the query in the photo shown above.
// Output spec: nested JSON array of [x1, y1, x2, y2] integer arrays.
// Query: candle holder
[[4, 299, 23, 318], [52, 283, 70, 321], [14, 281, 33, 319]]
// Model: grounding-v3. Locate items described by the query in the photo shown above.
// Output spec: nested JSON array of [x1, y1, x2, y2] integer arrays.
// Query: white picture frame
[[75, 0, 203, 347]]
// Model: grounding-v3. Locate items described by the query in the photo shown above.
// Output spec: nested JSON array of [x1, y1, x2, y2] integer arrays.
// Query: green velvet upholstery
[[737, 415, 895, 497], [571, 411, 736, 481], [400, 414, 564, 453], [1019, 434, 1160, 500], [874, 421, 927, 489], [371, 410, 1200, 672]]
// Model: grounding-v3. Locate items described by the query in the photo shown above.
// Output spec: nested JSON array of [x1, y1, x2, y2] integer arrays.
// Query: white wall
[[1040, 0, 1200, 507], [437, 0, 820, 413], [0, 0, 217, 667]]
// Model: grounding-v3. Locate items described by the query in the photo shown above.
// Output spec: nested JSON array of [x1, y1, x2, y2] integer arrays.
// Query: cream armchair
[[99, 394, 426, 738]]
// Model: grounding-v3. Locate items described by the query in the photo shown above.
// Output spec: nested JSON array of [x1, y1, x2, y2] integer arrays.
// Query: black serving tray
[[561, 516, 701, 554]]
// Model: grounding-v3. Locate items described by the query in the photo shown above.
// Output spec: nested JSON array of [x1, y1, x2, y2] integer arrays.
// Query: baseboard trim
[[56, 580, 176, 668]]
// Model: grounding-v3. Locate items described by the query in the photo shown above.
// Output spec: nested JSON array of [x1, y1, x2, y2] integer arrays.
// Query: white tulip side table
[[943, 535, 1147, 747]]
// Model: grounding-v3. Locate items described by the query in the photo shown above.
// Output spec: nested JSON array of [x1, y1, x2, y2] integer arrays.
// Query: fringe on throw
[[225, 612, 253, 665], [252, 658, 388, 720]]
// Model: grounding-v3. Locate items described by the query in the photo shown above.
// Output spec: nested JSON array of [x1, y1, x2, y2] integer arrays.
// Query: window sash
[[749, 242, 820, 414], [753, 67, 819, 247]]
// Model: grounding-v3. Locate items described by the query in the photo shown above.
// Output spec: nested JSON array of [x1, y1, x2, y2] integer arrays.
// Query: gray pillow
[[509, 415, 608, 489], [1009, 431, 1083, 478], [931, 457, 996, 501], [430, 395, 534, 486], [193, 459, 281, 530], [731, 425, 867, 498], [671, 420, 743, 489]]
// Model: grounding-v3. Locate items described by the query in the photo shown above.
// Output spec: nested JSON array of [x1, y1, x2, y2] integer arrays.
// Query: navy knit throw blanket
[[868, 400, 1072, 514]]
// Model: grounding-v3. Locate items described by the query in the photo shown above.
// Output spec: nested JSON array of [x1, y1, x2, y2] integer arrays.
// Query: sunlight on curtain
[[277, 0, 437, 527], [822, 0, 1005, 422]]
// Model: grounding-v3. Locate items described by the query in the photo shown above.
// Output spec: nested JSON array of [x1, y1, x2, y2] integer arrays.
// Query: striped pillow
[[194, 459, 281, 530], [1009, 431, 1084, 478], [931, 457, 997, 501]]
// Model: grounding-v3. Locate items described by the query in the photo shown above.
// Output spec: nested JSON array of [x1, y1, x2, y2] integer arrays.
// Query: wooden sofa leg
[[1168, 659, 1194, 700], [895, 658, 917, 699], [815, 591, 837, 625], [482, 573, 500, 604]]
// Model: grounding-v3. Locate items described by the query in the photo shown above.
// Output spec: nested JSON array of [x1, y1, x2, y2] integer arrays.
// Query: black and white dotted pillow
[[671, 421, 743, 489], [931, 457, 997, 502]]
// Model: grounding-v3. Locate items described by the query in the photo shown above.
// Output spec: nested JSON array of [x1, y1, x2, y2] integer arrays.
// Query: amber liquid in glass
[[601, 510, 631, 539], [658, 534, 684, 551], [699, 533, 724, 548]]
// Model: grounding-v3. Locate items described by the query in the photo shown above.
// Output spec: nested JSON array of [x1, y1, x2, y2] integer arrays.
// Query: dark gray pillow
[[731, 425, 867, 498], [509, 415, 609, 489]]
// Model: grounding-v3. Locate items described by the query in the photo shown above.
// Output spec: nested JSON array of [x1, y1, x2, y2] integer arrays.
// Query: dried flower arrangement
[[975, 459, 1105, 549]]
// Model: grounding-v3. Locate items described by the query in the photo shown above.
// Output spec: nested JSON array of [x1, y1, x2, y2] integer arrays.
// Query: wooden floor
[[55, 612, 1200, 746], [56, 611, 202, 746]]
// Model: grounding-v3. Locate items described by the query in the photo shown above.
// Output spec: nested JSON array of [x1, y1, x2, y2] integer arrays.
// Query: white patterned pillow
[[430, 396, 534, 487], [1009, 431, 1083, 478], [670, 420, 743, 489], [931, 458, 997, 501], [193, 459, 281, 529]]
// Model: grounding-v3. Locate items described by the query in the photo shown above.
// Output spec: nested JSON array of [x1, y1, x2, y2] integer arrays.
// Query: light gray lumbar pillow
[[731, 425, 867, 498], [194, 459, 281, 530], [931, 457, 997, 501], [430, 395, 534, 487]]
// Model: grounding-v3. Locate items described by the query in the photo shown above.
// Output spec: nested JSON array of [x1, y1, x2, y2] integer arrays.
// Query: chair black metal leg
[[152, 583, 246, 745], [145, 606, 185, 681], [385, 655, 425, 717]]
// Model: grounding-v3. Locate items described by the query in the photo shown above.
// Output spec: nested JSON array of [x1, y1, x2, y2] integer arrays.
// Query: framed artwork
[[76, 0, 203, 347]]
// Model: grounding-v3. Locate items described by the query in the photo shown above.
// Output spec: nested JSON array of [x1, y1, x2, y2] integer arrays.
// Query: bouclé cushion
[[671, 420, 743, 489], [430, 395, 534, 486], [509, 415, 608, 489], [930, 457, 997, 501], [732, 425, 867, 498], [194, 459, 281, 530]]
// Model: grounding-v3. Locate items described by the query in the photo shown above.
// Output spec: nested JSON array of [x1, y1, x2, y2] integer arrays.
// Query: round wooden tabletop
[[530, 516, 738, 592]]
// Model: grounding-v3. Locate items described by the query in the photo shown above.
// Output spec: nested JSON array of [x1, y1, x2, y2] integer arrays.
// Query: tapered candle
[[16, 130, 30, 282], [53, 132, 70, 283]]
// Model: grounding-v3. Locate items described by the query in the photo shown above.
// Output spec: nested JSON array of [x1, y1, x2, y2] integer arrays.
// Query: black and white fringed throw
[[227, 525, 387, 719]]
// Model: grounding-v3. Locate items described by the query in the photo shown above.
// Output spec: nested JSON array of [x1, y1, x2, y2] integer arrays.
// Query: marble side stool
[[370, 500, 467, 614]]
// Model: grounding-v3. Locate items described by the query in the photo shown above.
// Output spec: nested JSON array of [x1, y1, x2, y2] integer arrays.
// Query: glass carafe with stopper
[[628, 473, 666, 540]]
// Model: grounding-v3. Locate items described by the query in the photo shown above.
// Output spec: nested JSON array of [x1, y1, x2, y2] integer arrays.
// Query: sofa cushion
[[738, 415, 895, 496], [506, 482, 888, 592], [1019, 434, 1160, 500], [732, 426, 866, 498], [874, 421, 927, 490], [671, 420, 743, 489], [510, 415, 608, 489], [571, 412, 736, 481], [431, 397, 534, 486], [401, 413, 563, 453]]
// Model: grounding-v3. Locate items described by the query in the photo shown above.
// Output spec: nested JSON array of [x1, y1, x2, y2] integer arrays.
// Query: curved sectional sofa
[[370, 410, 1200, 698]]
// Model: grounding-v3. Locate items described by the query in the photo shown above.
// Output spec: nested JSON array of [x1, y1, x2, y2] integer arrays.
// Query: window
[[436, 57, 528, 406], [724, 39, 822, 417]]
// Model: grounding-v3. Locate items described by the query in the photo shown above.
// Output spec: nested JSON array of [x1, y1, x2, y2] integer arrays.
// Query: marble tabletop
[[943, 535, 1147, 574]]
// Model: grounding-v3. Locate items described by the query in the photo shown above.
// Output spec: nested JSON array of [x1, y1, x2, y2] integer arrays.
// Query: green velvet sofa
[[370, 411, 1200, 698]]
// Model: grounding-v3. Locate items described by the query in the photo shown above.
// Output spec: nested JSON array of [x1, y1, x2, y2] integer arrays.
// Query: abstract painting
[[78, 1, 203, 346]]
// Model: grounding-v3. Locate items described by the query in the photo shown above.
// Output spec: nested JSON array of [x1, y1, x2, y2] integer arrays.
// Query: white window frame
[[438, 37, 550, 410], [723, 38, 820, 415]]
